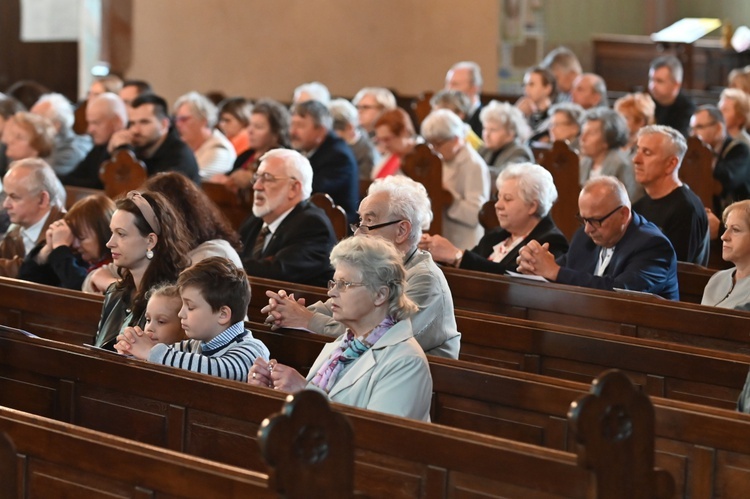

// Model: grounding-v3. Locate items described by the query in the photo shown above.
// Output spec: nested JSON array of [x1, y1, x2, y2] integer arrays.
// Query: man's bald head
[[86, 92, 127, 145]]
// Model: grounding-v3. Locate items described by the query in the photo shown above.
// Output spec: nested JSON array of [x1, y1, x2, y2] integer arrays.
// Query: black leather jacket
[[94, 283, 146, 350]]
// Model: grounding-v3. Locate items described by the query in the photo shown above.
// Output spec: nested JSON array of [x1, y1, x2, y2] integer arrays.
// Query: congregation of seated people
[[2, 45, 750, 421]]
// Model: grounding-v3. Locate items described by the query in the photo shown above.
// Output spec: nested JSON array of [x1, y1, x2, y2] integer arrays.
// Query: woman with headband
[[93, 191, 192, 350]]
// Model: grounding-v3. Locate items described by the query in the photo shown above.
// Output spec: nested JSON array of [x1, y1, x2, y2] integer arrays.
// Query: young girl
[[114, 283, 185, 355]]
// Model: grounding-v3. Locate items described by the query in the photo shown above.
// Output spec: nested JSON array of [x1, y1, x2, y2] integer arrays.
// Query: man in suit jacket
[[518, 176, 679, 300], [0, 158, 66, 278], [290, 100, 358, 224], [238, 149, 336, 287]]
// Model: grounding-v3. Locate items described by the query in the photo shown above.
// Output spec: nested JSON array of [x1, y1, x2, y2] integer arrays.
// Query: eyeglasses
[[349, 219, 403, 234], [690, 121, 717, 132], [252, 172, 295, 184], [327, 279, 366, 292], [575, 205, 623, 228]]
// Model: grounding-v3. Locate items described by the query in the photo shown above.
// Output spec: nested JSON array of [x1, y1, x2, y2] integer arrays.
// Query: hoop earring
[[146, 249, 154, 260]]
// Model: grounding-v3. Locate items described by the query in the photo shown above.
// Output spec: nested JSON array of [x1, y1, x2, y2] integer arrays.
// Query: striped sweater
[[148, 322, 269, 381]]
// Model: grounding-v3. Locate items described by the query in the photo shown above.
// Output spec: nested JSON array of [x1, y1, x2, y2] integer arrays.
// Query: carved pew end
[[569, 369, 674, 499], [258, 389, 354, 499]]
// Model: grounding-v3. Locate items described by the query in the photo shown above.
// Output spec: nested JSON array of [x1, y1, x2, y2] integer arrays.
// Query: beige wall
[[125, 0, 500, 104]]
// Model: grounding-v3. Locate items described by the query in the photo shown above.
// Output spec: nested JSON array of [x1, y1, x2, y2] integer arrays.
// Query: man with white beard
[[238, 149, 337, 286]]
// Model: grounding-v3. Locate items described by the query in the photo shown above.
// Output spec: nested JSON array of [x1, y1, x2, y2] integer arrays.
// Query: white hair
[[448, 61, 484, 88], [420, 109, 466, 142], [7, 158, 66, 209], [352, 87, 397, 110], [367, 175, 433, 249], [33, 92, 74, 130], [258, 148, 314, 200], [293, 82, 331, 106], [328, 98, 359, 129], [497, 163, 558, 218], [479, 100, 531, 142], [91, 92, 128, 127], [174, 91, 218, 128]]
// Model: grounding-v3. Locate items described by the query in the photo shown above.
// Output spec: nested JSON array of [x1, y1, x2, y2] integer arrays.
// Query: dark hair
[[0, 97, 25, 119], [177, 256, 251, 324], [64, 194, 116, 262], [583, 107, 630, 149], [5, 80, 50, 111], [143, 172, 241, 250], [218, 97, 252, 127], [114, 190, 192, 323], [252, 99, 291, 148], [696, 104, 725, 126], [122, 80, 153, 95], [526, 66, 558, 102], [131, 93, 169, 120]]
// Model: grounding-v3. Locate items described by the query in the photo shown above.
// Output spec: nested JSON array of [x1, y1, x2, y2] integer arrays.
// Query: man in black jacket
[[238, 149, 336, 287]]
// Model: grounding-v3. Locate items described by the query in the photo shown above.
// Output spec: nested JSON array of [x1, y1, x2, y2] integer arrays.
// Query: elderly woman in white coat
[[247, 236, 432, 421], [421, 109, 490, 250]]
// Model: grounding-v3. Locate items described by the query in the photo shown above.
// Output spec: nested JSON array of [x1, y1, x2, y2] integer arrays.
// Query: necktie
[[252, 225, 270, 259]]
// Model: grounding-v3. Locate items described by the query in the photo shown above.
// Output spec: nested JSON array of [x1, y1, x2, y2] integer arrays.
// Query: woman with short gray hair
[[248, 236, 432, 421], [421, 109, 490, 249], [579, 108, 643, 202], [420, 162, 568, 274], [478, 100, 533, 189]]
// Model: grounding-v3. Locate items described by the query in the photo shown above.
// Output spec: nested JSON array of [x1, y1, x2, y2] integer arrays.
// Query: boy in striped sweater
[[116, 257, 269, 380]]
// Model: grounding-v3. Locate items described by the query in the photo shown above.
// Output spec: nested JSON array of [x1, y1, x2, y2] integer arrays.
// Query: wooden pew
[[0, 331, 672, 498], [99, 148, 148, 199], [532, 140, 581, 241], [677, 261, 714, 304], [63, 185, 106, 210], [401, 143, 449, 235], [439, 267, 750, 355], [310, 192, 348, 240], [0, 388, 352, 498], [201, 181, 253, 230]]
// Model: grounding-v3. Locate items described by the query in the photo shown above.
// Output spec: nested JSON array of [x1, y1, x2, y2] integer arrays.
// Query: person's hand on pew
[[114, 326, 156, 359], [418, 233, 463, 267], [262, 289, 312, 331], [107, 129, 134, 153], [89, 266, 118, 294], [516, 240, 561, 281], [248, 358, 307, 392]]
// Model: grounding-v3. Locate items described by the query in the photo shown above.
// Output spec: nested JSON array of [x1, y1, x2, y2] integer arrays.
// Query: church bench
[[440, 267, 750, 355], [0, 331, 670, 498]]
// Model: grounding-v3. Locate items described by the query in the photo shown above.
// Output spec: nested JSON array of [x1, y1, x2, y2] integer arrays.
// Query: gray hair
[[430, 90, 472, 116], [420, 109, 466, 142], [695, 104, 725, 126], [329, 236, 418, 321], [293, 82, 331, 106], [720, 88, 750, 126], [583, 107, 629, 149], [479, 100, 532, 142], [352, 87, 397, 110], [448, 61, 483, 88], [174, 91, 219, 128], [291, 100, 333, 130], [6, 158, 66, 209], [636, 124, 688, 164], [541, 46, 582, 74], [33, 92, 74, 130], [328, 98, 359, 130], [367, 175, 433, 249], [650, 55, 684, 84], [92, 92, 128, 127], [496, 163, 558, 218], [582, 175, 631, 209], [258, 149, 314, 200], [549, 102, 585, 128]]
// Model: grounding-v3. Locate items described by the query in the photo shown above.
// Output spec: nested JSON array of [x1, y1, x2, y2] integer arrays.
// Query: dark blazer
[[467, 104, 483, 137], [18, 245, 88, 290], [713, 137, 750, 214], [61, 144, 108, 189], [133, 128, 201, 184], [555, 211, 679, 300], [654, 91, 696, 138], [309, 132, 359, 224], [238, 199, 337, 287], [460, 215, 568, 275]]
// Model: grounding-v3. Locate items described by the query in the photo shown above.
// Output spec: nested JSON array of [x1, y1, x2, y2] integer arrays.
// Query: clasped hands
[[515, 240, 560, 281], [247, 357, 307, 392], [261, 289, 313, 330], [114, 326, 156, 359]]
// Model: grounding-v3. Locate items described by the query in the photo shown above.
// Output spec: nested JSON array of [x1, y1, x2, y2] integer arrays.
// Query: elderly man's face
[[356, 94, 384, 133], [571, 76, 600, 109], [577, 187, 629, 249], [86, 100, 123, 145], [290, 114, 325, 152], [354, 191, 402, 243], [251, 156, 299, 223], [446, 68, 477, 99], [2, 167, 49, 227], [689, 110, 723, 151], [633, 133, 675, 188]]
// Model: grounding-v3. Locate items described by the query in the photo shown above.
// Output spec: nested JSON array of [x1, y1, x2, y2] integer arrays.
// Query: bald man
[[517, 176, 678, 300], [571, 73, 608, 110], [61, 92, 128, 188]]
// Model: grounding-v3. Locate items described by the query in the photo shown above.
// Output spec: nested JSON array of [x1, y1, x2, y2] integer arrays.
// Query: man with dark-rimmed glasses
[[517, 176, 679, 299]]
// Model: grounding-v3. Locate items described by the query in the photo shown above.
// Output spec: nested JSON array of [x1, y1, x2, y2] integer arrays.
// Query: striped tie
[[252, 225, 270, 259]]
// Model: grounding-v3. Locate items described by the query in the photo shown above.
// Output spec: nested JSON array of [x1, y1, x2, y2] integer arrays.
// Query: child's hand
[[115, 326, 155, 360]]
